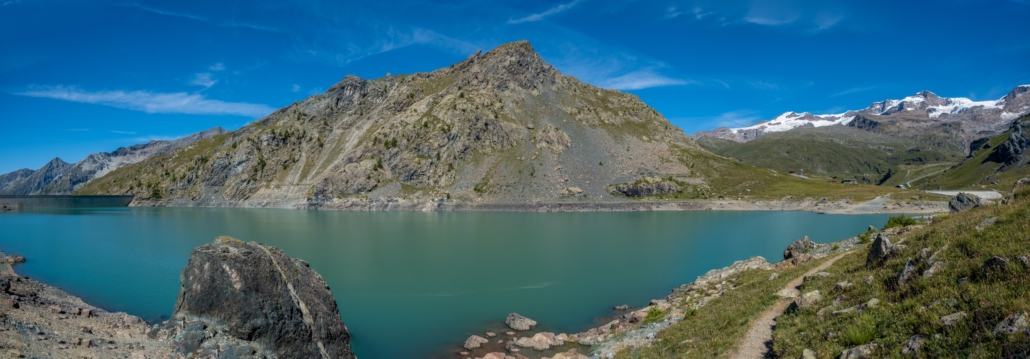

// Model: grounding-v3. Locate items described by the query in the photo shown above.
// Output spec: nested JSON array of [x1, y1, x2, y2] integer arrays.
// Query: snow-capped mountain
[[692, 85, 1030, 142]]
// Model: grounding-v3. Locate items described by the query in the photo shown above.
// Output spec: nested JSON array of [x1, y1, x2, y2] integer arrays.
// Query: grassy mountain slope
[[906, 114, 1030, 191], [696, 125, 963, 183]]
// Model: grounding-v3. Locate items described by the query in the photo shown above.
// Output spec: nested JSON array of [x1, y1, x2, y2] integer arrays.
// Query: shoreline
[[127, 196, 949, 215]]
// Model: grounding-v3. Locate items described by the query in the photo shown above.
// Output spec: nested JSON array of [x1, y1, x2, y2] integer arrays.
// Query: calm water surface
[[0, 208, 888, 358]]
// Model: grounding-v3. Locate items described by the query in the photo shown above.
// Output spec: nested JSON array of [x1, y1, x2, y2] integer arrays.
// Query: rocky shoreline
[[128, 196, 948, 215], [0, 237, 355, 359], [449, 225, 920, 359]]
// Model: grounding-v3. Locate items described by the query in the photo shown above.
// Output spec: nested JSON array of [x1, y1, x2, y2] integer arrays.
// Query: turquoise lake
[[0, 208, 889, 358]]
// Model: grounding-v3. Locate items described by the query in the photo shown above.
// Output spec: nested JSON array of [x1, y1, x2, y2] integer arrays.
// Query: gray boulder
[[464, 335, 489, 350], [783, 236, 816, 261], [505, 313, 537, 331], [897, 258, 918, 286], [949, 193, 981, 213], [982, 256, 1008, 272], [866, 233, 893, 266], [153, 236, 355, 359]]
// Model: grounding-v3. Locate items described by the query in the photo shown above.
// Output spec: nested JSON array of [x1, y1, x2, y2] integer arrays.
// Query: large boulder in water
[[152, 236, 355, 358]]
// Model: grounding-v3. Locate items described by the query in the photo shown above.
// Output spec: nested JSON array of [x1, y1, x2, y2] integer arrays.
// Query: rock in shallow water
[[152, 236, 355, 359], [505, 313, 537, 331]]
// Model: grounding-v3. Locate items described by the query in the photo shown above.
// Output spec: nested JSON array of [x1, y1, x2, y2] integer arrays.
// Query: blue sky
[[2, 0, 1029, 173]]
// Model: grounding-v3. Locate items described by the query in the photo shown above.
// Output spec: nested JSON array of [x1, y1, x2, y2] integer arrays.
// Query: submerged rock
[[153, 236, 355, 359], [465, 335, 489, 350], [514, 332, 565, 350]]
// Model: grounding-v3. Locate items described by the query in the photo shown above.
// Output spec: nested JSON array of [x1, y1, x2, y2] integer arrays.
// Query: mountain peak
[[913, 90, 939, 99]]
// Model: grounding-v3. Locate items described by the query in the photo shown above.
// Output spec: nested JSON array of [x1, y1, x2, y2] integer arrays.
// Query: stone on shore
[[513, 332, 564, 350], [544, 348, 589, 359], [485, 331, 497, 338], [151, 236, 355, 358], [465, 335, 489, 350], [505, 313, 537, 331], [3, 254, 25, 264], [783, 236, 815, 261]]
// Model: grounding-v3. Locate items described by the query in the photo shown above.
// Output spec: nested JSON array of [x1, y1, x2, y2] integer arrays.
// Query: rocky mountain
[[0, 158, 72, 195], [0, 127, 226, 195], [693, 85, 1030, 144], [905, 113, 1030, 190], [80, 41, 772, 208]]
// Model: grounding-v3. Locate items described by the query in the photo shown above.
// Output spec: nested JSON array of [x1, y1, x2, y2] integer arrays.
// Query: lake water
[[0, 208, 888, 358]]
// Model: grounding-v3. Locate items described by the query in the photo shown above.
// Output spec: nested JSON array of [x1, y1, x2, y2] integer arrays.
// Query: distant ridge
[[0, 127, 226, 195]]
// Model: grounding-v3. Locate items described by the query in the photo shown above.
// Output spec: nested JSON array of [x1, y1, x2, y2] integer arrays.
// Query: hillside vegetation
[[696, 125, 964, 184], [907, 114, 1030, 191], [612, 178, 1030, 358]]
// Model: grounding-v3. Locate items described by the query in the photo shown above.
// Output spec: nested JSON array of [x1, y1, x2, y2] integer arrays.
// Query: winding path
[[729, 251, 853, 359]]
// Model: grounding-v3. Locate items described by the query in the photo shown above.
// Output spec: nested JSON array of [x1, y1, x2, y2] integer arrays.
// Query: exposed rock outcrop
[[988, 118, 1030, 167], [608, 180, 680, 198], [866, 233, 893, 266], [149, 236, 355, 359]]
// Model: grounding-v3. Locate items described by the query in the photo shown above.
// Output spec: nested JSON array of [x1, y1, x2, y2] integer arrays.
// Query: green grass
[[883, 214, 919, 229], [696, 126, 963, 183], [614, 256, 840, 359], [771, 184, 1030, 358], [909, 115, 1030, 191]]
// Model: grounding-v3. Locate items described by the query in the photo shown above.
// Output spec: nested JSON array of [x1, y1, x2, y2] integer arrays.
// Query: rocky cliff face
[[78, 41, 717, 208], [150, 237, 355, 359], [0, 127, 226, 195], [988, 117, 1030, 168]]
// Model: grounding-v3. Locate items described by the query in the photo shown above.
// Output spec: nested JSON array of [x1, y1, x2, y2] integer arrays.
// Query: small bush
[[643, 307, 666, 324], [883, 214, 918, 230]]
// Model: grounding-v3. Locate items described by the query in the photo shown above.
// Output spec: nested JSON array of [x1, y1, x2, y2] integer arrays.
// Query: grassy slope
[[696, 126, 962, 183], [909, 115, 1030, 191], [653, 145, 929, 202], [614, 181, 1030, 358], [773, 186, 1030, 357]]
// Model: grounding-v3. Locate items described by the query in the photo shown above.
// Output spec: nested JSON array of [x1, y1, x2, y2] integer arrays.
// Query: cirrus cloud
[[17, 86, 274, 117]]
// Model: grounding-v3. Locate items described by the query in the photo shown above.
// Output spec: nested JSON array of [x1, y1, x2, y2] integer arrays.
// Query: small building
[[841, 179, 859, 184], [788, 170, 796, 174]]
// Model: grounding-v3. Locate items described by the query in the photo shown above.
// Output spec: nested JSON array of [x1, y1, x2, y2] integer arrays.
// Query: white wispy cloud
[[707, 110, 764, 129], [508, 0, 580, 24], [190, 73, 217, 88], [693, 7, 712, 20], [291, 84, 301, 92], [110, 130, 137, 135], [748, 81, 783, 90], [663, 6, 683, 19], [132, 5, 280, 33], [829, 86, 875, 98], [66, 128, 90, 132], [209, 62, 225, 71], [17, 86, 274, 117], [296, 27, 478, 67], [600, 68, 697, 90]]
